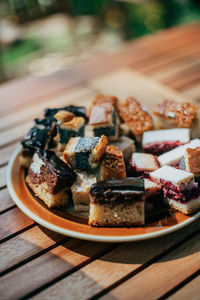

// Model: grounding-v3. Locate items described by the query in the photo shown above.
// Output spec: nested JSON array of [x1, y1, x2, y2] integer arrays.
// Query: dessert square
[[144, 178, 163, 203], [118, 97, 153, 141], [89, 178, 145, 227], [55, 110, 85, 150], [44, 105, 88, 121], [153, 100, 199, 138], [142, 128, 190, 155], [129, 152, 159, 176], [183, 147, 200, 176], [26, 149, 76, 208], [89, 103, 119, 140], [92, 94, 118, 108], [63, 135, 108, 170], [158, 139, 200, 167], [71, 172, 96, 212], [98, 145, 126, 181], [150, 166, 200, 214], [20, 117, 54, 168], [110, 136, 135, 161]]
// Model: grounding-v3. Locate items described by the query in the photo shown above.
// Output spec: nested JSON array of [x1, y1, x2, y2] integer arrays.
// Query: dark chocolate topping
[[36, 149, 76, 182], [75, 137, 100, 153], [44, 105, 88, 121], [90, 177, 144, 195]]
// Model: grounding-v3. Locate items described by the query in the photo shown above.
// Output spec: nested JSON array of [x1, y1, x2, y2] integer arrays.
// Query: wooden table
[[0, 23, 200, 300]]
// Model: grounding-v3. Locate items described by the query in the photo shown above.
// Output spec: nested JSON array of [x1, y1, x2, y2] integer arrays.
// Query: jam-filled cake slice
[[158, 139, 200, 167], [142, 128, 190, 155], [129, 152, 159, 177], [63, 135, 108, 170], [26, 149, 76, 208], [89, 178, 145, 227], [150, 166, 200, 214]]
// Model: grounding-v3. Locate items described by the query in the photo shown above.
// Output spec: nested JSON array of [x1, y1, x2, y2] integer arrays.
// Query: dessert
[[91, 94, 118, 109], [118, 97, 153, 141], [98, 145, 126, 181], [44, 105, 88, 121], [129, 152, 159, 176], [179, 147, 200, 180], [55, 110, 85, 150], [158, 138, 200, 167], [153, 100, 200, 138], [71, 172, 96, 212], [89, 103, 119, 140], [150, 166, 200, 214], [63, 135, 108, 170], [142, 128, 190, 155], [144, 178, 163, 204], [89, 178, 145, 226], [26, 149, 76, 208], [109, 136, 135, 161]]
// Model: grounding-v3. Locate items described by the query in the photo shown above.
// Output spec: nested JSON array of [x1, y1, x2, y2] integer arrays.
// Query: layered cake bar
[[71, 172, 96, 212], [158, 138, 200, 167], [26, 149, 76, 208], [92, 94, 118, 109], [63, 135, 108, 170], [55, 110, 85, 150], [142, 128, 190, 155], [144, 178, 163, 203], [20, 117, 54, 168], [89, 103, 119, 140], [150, 166, 200, 214], [153, 100, 200, 138], [98, 145, 126, 181], [89, 178, 145, 227], [118, 97, 153, 141], [110, 136, 135, 161], [44, 105, 88, 121], [179, 147, 200, 178], [129, 153, 159, 176]]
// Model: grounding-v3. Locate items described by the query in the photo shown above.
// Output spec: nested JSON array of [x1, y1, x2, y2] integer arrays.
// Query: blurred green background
[[0, 0, 200, 82]]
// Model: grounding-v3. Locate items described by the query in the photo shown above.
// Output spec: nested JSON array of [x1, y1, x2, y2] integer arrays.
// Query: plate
[[7, 147, 200, 242]]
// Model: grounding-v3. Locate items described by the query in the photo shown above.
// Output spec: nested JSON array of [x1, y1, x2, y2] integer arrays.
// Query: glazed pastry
[[89, 178, 145, 226], [26, 149, 76, 208]]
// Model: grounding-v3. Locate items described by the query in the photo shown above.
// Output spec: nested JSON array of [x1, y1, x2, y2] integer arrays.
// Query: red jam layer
[[143, 141, 183, 155]]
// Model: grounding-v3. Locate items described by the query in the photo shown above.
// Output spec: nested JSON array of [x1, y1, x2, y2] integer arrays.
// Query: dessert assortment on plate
[[19, 95, 200, 227]]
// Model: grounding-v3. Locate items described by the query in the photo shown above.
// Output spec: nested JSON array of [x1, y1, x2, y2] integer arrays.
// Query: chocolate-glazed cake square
[[44, 105, 88, 121], [63, 135, 108, 170], [89, 178, 145, 227], [20, 117, 54, 168], [26, 149, 76, 208]]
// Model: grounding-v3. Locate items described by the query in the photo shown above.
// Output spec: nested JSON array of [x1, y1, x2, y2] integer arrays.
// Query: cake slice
[[63, 135, 108, 170], [158, 139, 200, 167], [142, 128, 190, 155], [153, 100, 200, 138], [71, 172, 96, 212], [91, 94, 118, 109], [20, 117, 54, 168], [55, 110, 85, 150], [110, 136, 135, 161], [150, 166, 200, 214], [44, 105, 88, 121], [98, 145, 126, 181], [89, 178, 145, 227], [118, 97, 153, 141], [26, 149, 76, 208], [129, 153, 159, 176], [89, 103, 119, 140], [144, 178, 163, 204]]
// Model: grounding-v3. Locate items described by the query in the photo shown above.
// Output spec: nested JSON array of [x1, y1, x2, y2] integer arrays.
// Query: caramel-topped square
[[153, 100, 199, 128], [118, 97, 153, 136]]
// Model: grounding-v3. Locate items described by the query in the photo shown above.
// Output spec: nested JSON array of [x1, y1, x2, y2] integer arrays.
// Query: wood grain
[[29, 221, 200, 300], [0, 207, 34, 241], [0, 188, 15, 213], [101, 233, 200, 300], [168, 275, 200, 300]]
